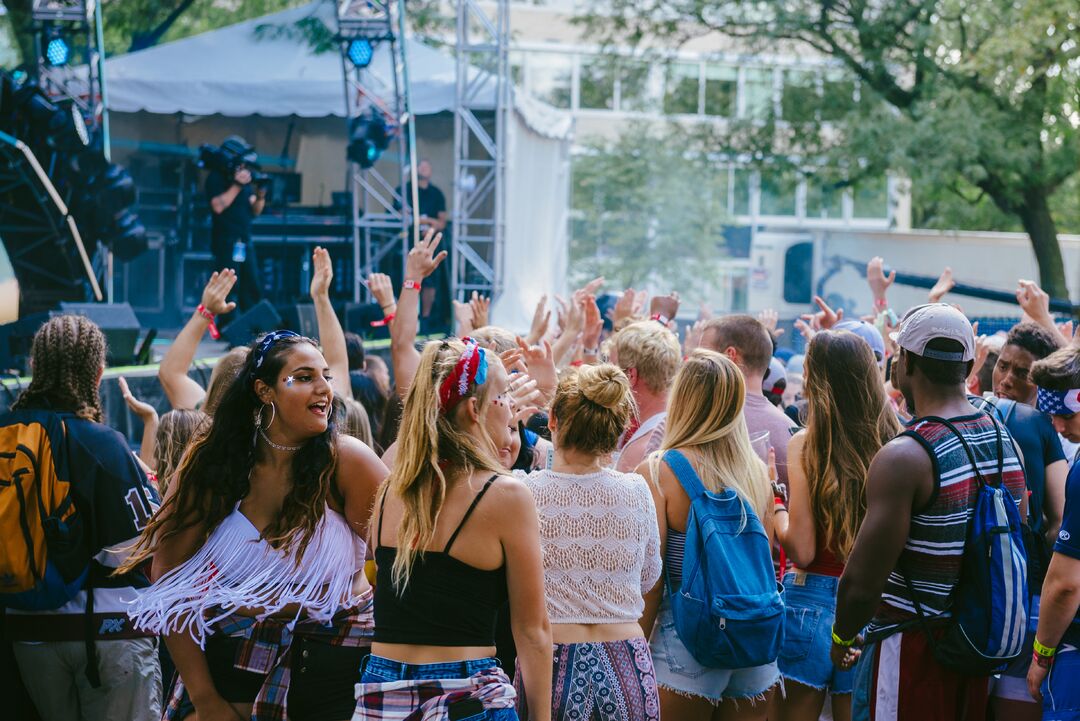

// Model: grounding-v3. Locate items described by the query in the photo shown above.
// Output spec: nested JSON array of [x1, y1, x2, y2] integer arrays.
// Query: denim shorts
[[649, 596, 780, 703], [360, 655, 518, 720], [778, 572, 854, 695]]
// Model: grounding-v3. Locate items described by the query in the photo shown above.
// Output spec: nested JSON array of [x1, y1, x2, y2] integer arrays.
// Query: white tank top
[[128, 504, 365, 646]]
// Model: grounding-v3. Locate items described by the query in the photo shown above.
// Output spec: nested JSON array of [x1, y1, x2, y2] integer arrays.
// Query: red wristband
[[402, 279, 421, 291], [1033, 651, 1054, 669], [196, 304, 220, 340], [371, 313, 396, 328], [873, 297, 889, 310], [651, 313, 670, 326]]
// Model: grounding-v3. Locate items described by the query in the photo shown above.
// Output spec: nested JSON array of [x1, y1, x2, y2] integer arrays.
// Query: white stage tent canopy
[[101, 0, 572, 330]]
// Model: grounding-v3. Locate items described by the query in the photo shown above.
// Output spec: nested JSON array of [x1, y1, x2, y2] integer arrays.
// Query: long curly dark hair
[[120, 333, 338, 571]]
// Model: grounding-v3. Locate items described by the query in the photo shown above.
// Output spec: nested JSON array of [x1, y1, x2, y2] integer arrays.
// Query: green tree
[[578, 0, 1080, 297], [570, 122, 731, 300]]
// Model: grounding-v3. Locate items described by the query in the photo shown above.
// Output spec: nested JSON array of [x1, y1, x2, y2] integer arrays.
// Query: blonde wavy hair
[[802, 330, 901, 559], [653, 349, 770, 524], [375, 339, 504, 592], [611, 320, 681, 394]]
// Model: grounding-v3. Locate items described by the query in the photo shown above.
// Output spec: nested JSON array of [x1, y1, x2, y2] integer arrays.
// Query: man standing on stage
[[404, 159, 448, 329], [206, 137, 266, 316]]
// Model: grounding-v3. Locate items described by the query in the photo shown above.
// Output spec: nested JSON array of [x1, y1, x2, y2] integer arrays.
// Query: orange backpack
[[0, 410, 89, 609]]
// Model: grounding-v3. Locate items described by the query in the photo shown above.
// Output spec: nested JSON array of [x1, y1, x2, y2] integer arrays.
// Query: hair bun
[[579, 365, 630, 409]]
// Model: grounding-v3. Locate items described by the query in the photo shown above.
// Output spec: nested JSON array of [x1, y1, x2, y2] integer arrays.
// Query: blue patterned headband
[[1036, 386, 1080, 416], [250, 330, 300, 380]]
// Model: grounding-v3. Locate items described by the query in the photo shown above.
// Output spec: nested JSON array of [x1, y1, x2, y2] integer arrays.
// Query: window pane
[[664, 62, 700, 115], [853, 177, 888, 218], [760, 168, 797, 216], [704, 64, 736, 117], [527, 52, 572, 109], [579, 56, 616, 110], [821, 70, 855, 121], [732, 168, 751, 215], [781, 69, 818, 122], [806, 178, 843, 218], [618, 60, 654, 112], [742, 68, 773, 119]]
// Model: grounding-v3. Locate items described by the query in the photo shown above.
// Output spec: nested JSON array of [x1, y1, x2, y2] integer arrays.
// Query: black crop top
[[373, 475, 509, 646]]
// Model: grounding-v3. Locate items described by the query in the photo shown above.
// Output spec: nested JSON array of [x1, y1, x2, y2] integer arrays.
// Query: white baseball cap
[[891, 303, 975, 362]]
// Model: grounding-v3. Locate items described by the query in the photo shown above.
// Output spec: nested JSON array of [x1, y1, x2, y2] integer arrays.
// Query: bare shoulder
[[336, 433, 382, 463], [788, 428, 807, 455], [869, 434, 933, 488], [334, 434, 389, 489]]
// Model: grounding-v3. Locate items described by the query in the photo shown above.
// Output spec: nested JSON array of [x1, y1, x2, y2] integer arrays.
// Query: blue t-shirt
[[977, 397, 1066, 532], [1055, 460, 1080, 635]]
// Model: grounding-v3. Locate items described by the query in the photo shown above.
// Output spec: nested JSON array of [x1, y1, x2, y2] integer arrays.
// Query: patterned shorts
[[515, 637, 659, 721]]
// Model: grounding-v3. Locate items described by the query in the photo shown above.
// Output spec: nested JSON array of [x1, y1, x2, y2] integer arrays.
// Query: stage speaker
[[222, 300, 283, 348], [295, 304, 318, 339], [57, 302, 141, 366], [345, 302, 388, 340], [0, 312, 48, 374]]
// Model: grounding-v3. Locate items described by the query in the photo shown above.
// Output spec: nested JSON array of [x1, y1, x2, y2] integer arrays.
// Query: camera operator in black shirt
[[203, 136, 267, 315]]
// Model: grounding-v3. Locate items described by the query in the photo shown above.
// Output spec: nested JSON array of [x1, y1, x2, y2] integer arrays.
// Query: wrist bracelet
[[371, 312, 396, 328], [196, 304, 220, 340], [651, 313, 670, 326], [1033, 638, 1057, 658], [583, 346, 599, 356], [402, 279, 421, 292], [1033, 651, 1054, 669], [831, 626, 857, 647]]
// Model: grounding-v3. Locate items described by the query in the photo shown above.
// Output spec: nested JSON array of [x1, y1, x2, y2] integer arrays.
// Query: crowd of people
[[2, 234, 1079, 721]]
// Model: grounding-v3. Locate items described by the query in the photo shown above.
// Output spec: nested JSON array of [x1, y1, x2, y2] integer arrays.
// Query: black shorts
[[173, 635, 367, 720]]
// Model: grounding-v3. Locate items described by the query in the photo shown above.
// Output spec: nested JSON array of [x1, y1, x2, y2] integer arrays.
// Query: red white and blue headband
[[438, 337, 489, 413], [1036, 386, 1080, 416]]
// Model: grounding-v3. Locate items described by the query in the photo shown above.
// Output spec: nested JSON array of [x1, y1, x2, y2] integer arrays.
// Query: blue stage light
[[347, 38, 374, 68], [46, 36, 70, 67]]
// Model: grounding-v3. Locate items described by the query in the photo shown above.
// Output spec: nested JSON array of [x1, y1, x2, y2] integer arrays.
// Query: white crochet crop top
[[523, 468, 662, 624], [128, 504, 365, 646]]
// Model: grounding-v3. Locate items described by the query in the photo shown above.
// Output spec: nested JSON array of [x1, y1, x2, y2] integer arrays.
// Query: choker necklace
[[259, 426, 302, 452]]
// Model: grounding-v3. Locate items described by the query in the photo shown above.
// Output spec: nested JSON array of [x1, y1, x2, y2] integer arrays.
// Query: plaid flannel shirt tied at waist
[[165, 590, 374, 721], [352, 666, 516, 721]]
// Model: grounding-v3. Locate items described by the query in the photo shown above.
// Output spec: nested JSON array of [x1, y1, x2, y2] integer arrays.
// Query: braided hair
[[12, 315, 106, 422]]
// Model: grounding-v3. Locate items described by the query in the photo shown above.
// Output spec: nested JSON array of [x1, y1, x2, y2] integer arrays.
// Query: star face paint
[[285, 375, 295, 387]]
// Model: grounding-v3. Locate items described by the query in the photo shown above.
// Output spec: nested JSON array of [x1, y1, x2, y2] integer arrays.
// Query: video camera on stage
[[198, 136, 271, 189]]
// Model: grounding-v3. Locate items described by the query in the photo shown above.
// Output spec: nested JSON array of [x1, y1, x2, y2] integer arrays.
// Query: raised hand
[[582, 295, 603, 351], [866, 256, 895, 303], [118, 377, 157, 422], [469, 291, 490, 329], [758, 309, 784, 339], [201, 269, 237, 316], [610, 289, 637, 327], [404, 227, 447, 281], [367, 272, 395, 310], [649, 292, 680, 322], [684, 319, 706, 355], [928, 267, 955, 303], [513, 337, 557, 402], [1016, 279, 1052, 324], [453, 300, 475, 336], [526, 295, 551, 345], [310, 246, 333, 299], [802, 295, 843, 331]]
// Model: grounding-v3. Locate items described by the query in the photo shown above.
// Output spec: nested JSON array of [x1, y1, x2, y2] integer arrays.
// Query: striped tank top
[[866, 412, 1025, 641]]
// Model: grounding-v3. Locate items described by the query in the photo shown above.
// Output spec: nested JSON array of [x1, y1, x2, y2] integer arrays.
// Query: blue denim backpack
[[663, 449, 784, 668]]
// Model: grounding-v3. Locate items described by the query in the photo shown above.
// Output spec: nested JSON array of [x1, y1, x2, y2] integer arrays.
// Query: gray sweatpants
[[13, 638, 161, 721]]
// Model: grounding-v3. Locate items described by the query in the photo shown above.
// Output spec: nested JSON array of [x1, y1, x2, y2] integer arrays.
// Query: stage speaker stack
[[56, 303, 142, 366], [222, 300, 283, 348]]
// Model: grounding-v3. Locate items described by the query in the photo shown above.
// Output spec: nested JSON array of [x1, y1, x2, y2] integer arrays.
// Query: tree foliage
[[577, 0, 1080, 296], [570, 122, 733, 302]]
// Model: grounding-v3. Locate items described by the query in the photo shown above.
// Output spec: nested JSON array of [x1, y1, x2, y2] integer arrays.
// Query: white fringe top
[[128, 504, 366, 646]]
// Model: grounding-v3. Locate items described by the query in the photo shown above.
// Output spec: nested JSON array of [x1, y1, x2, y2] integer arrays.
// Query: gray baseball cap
[[891, 303, 975, 362]]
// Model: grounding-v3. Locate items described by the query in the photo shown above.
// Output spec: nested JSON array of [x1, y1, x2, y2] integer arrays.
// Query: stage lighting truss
[[0, 131, 102, 314], [31, 0, 95, 23], [44, 27, 71, 67], [336, 0, 412, 303]]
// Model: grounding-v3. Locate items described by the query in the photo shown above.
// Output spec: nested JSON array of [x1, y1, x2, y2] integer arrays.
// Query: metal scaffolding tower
[[451, 0, 509, 303], [335, 0, 411, 304]]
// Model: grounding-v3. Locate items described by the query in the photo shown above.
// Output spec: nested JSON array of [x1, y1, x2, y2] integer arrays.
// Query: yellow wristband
[[1033, 638, 1057, 658], [831, 626, 857, 647]]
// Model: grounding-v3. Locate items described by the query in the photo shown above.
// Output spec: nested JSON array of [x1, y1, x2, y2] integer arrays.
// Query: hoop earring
[[256, 402, 276, 430]]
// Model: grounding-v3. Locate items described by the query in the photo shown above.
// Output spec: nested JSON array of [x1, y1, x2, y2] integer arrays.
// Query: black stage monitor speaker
[[222, 300, 283, 348], [345, 302, 388, 340], [56, 302, 141, 366]]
